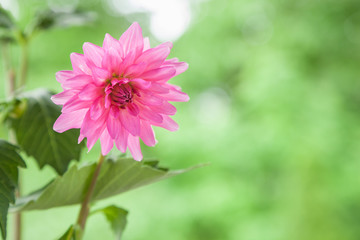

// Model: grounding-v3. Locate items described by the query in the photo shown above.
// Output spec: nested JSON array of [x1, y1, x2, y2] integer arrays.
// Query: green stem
[[1, 42, 16, 97], [2, 36, 30, 240], [15, 39, 29, 240], [14, 178, 22, 240], [76, 154, 105, 239], [13, 41, 28, 240], [1, 40, 22, 240], [18, 40, 28, 90]]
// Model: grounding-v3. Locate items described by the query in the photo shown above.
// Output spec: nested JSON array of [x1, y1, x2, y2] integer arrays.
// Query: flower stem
[[75, 154, 105, 239]]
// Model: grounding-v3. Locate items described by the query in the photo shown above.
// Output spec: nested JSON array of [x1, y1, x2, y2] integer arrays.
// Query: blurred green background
[[2, 0, 360, 239]]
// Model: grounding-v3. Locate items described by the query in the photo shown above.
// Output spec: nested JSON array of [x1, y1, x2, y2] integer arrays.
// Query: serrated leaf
[[12, 157, 197, 211], [92, 205, 128, 240], [0, 7, 14, 29], [0, 140, 26, 239], [7, 89, 83, 175]]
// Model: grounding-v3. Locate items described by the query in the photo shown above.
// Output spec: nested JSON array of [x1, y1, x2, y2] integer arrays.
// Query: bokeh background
[[1, 0, 360, 239]]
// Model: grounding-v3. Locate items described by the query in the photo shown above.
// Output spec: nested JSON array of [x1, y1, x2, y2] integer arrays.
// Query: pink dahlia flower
[[51, 22, 189, 160]]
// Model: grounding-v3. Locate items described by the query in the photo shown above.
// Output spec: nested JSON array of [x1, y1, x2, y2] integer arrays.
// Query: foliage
[[0, 4, 196, 239], [0, 7, 14, 29], [58, 225, 76, 240], [5, 89, 83, 175], [57, 206, 128, 240], [3, 0, 360, 239], [12, 157, 191, 211], [27, 9, 95, 35], [0, 7, 15, 42], [0, 140, 25, 239], [91, 206, 128, 240]]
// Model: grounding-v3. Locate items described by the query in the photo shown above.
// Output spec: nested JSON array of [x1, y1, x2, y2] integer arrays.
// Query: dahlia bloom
[[52, 22, 189, 160]]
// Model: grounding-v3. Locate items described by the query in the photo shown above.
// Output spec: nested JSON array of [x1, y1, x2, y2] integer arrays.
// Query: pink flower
[[51, 22, 189, 160]]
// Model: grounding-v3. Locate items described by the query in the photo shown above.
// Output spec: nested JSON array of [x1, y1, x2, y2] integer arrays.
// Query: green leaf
[[0, 7, 14, 29], [28, 8, 95, 35], [12, 157, 198, 211], [0, 7, 16, 44], [58, 225, 76, 240], [0, 99, 26, 124], [0, 140, 26, 239], [0, 30, 15, 43], [6, 89, 83, 175], [92, 205, 128, 240]]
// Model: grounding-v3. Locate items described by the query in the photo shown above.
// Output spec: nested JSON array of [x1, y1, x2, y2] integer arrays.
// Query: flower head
[[52, 22, 189, 160]]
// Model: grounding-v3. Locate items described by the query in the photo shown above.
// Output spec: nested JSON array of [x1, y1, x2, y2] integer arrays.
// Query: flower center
[[110, 83, 133, 108]]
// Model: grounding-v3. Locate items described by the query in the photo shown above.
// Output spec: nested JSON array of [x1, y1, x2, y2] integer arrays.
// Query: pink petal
[[83, 42, 104, 68], [90, 66, 111, 86], [51, 90, 77, 105], [130, 78, 151, 89], [140, 121, 156, 146], [163, 58, 189, 76], [78, 133, 85, 144], [100, 129, 114, 155], [78, 83, 103, 101], [162, 42, 173, 49], [127, 135, 143, 161], [63, 74, 93, 89], [148, 83, 169, 93], [138, 105, 163, 123], [70, 53, 91, 75], [56, 70, 74, 84], [102, 47, 122, 73], [159, 89, 190, 102], [103, 33, 124, 58], [143, 37, 150, 51], [81, 110, 108, 150], [149, 102, 177, 115], [165, 83, 182, 91], [127, 103, 140, 116], [136, 43, 171, 71], [164, 58, 178, 63], [118, 50, 136, 74], [107, 108, 121, 138], [105, 94, 112, 108], [115, 126, 129, 153], [90, 97, 105, 120], [119, 22, 144, 58], [62, 96, 92, 113], [153, 115, 179, 131], [141, 66, 176, 82], [124, 62, 147, 78], [53, 109, 88, 133], [119, 109, 140, 136], [111, 105, 120, 118], [136, 92, 163, 106]]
